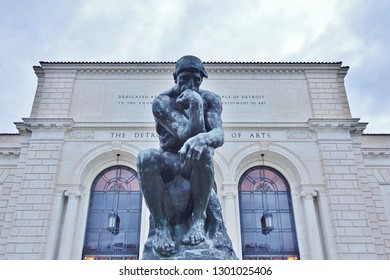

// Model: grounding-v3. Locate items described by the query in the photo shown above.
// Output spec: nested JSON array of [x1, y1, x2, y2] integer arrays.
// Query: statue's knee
[[137, 149, 162, 173], [194, 148, 214, 170]]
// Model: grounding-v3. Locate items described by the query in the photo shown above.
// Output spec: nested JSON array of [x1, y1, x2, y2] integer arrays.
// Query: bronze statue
[[137, 56, 236, 259]]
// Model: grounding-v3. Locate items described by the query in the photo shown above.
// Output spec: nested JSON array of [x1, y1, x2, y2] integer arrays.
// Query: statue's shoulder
[[152, 88, 174, 116], [153, 88, 173, 105], [199, 89, 220, 100], [199, 89, 222, 111]]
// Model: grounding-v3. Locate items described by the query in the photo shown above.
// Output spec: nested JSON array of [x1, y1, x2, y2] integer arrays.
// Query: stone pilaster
[[58, 190, 81, 259], [44, 191, 66, 259], [301, 190, 324, 259]]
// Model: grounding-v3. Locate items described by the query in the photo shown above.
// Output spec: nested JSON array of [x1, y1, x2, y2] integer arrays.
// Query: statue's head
[[173, 55, 208, 83]]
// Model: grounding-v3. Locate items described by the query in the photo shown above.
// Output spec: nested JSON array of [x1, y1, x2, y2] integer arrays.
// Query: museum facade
[[0, 61, 389, 260]]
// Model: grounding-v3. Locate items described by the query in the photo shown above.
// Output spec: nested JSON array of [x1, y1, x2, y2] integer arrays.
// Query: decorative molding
[[362, 150, 390, 157], [64, 190, 81, 199], [221, 191, 237, 199], [37, 61, 346, 76], [300, 190, 318, 199], [19, 118, 74, 132], [286, 131, 314, 139], [76, 67, 309, 76], [74, 67, 309, 76], [68, 131, 95, 140], [308, 118, 364, 132], [0, 149, 21, 157], [78, 67, 173, 74], [63, 184, 84, 198], [208, 68, 305, 74]]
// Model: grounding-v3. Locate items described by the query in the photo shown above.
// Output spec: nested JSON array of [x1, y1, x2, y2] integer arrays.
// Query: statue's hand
[[179, 134, 208, 163], [176, 89, 202, 109]]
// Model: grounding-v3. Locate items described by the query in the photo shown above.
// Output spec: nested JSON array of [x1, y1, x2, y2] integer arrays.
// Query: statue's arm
[[175, 91, 224, 162], [152, 90, 205, 142], [202, 92, 224, 149]]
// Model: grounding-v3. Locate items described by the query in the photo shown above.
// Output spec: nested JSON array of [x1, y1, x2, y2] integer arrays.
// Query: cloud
[[0, 0, 389, 133], [40, 0, 187, 61]]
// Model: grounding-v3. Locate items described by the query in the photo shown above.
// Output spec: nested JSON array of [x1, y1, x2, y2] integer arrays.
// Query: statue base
[[142, 237, 237, 260], [141, 189, 238, 260]]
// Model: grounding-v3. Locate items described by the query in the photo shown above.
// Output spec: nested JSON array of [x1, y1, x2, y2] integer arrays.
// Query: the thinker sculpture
[[137, 55, 237, 259]]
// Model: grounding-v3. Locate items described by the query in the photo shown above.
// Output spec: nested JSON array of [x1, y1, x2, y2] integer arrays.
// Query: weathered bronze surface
[[137, 56, 237, 259]]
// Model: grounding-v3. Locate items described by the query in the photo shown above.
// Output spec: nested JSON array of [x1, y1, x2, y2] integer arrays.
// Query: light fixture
[[261, 209, 273, 235], [108, 211, 120, 235], [108, 154, 121, 235]]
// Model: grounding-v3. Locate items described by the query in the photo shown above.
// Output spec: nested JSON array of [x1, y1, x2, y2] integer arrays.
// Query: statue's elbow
[[217, 131, 224, 147]]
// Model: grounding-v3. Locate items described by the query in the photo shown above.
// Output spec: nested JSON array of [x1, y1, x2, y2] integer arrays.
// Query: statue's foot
[[182, 219, 205, 246], [153, 227, 176, 256]]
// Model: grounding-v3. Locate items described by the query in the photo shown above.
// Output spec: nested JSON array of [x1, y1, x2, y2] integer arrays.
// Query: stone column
[[222, 192, 236, 231], [315, 190, 338, 259], [221, 186, 241, 258], [58, 190, 81, 259], [301, 190, 324, 259], [44, 191, 65, 259]]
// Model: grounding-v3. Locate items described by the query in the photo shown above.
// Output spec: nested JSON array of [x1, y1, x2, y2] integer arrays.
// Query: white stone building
[[0, 61, 389, 260]]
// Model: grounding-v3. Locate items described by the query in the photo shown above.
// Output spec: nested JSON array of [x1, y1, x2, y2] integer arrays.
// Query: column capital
[[300, 190, 318, 199], [61, 184, 84, 198], [221, 191, 237, 199], [64, 190, 81, 199]]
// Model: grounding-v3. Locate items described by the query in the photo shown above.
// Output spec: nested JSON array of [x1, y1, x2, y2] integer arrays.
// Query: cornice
[[35, 61, 346, 75], [38, 61, 344, 65], [16, 118, 74, 132], [361, 149, 390, 157], [307, 118, 367, 132], [0, 148, 21, 157]]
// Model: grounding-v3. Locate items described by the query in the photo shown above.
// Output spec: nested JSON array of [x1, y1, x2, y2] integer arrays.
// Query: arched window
[[239, 166, 299, 260], [82, 165, 142, 260]]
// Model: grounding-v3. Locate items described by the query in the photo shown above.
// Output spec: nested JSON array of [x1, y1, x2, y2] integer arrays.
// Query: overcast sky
[[1, 0, 389, 133]]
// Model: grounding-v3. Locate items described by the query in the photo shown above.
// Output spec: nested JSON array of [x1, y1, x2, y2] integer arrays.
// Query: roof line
[[362, 133, 390, 136], [38, 61, 343, 65], [0, 133, 20, 136]]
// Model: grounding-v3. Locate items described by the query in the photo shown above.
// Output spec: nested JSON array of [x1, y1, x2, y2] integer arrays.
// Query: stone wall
[[0, 62, 389, 259]]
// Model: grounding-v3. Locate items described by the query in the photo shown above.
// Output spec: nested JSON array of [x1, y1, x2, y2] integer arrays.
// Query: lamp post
[[108, 154, 121, 235], [259, 153, 273, 235]]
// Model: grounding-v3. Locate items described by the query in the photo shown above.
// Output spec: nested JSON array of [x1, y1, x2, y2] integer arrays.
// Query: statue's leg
[[182, 148, 214, 245], [137, 149, 176, 256]]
